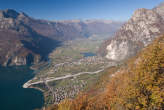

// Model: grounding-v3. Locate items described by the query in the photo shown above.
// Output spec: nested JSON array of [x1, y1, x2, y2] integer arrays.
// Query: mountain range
[[0, 9, 122, 66], [2, 1, 164, 66]]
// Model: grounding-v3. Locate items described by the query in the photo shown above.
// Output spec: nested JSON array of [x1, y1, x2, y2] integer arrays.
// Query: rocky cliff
[[103, 2, 164, 61]]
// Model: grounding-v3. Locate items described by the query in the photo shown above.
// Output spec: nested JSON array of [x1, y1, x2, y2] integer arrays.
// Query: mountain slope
[[0, 9, 60, 66], [103, 2, 164, 61]]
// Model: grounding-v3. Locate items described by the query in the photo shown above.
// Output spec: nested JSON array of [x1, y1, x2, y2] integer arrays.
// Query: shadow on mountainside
[[21, 31, 62, 61]]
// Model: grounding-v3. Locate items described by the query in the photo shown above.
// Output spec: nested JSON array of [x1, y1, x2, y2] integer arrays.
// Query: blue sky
[[0, 0, 163, 21]]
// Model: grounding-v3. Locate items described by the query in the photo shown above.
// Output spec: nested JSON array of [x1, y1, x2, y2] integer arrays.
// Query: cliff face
[[104, 2, 164, 61]]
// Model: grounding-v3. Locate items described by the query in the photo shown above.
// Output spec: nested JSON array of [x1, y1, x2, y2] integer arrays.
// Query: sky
[[0, 0, 163, 21]]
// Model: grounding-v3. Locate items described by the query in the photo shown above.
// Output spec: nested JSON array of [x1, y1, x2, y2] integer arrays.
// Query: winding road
[[23, 69, 104, 88]]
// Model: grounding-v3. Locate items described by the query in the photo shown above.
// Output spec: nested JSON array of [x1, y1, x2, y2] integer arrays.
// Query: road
[[23, 69, 104, 88]]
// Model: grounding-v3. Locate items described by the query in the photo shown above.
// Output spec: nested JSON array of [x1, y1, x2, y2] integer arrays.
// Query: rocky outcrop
[[104, 2, 164, 61]]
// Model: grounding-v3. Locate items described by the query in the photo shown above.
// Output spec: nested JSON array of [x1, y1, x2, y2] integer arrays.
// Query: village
[[24, 55, 117, 105]]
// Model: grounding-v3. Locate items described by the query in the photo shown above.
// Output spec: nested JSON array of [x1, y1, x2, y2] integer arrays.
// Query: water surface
[[0, 66, 44, 110], [81, 52, 96, 57]]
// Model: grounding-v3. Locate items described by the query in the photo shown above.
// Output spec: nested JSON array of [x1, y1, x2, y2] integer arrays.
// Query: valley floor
[[23, 36, 117, 106]]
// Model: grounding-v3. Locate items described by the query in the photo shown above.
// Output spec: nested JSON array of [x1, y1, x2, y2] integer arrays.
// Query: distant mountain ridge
[[102, 2, 164, 61], [0, 9, 122, 66], [55, 19, 123, 36]]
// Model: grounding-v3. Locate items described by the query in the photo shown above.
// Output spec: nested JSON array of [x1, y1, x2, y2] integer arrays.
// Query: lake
[[0, 66, 44, 110], [81, 52, 96, 57]]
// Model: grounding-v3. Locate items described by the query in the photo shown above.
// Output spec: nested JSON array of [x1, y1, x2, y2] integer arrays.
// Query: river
[[0, 66, 44, 110]]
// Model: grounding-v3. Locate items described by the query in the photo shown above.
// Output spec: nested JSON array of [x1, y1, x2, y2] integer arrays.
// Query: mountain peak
[[153, 2, 164, 19], [0, 9, 19, 19], [104, 2, 164, 61]]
